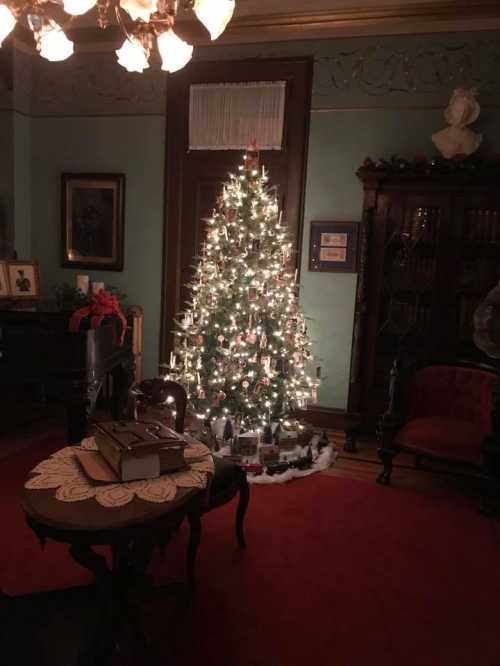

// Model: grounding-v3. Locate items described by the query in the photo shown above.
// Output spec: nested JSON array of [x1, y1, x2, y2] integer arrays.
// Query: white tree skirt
[[214, 440, 337, 485], [246, 446, 336, 485]]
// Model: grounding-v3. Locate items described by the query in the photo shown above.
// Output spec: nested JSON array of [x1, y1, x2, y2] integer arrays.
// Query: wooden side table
[[17, 478, 207, 665]]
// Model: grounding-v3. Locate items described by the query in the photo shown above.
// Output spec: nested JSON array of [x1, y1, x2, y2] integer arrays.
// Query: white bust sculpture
[[432, 88, 482, 160]]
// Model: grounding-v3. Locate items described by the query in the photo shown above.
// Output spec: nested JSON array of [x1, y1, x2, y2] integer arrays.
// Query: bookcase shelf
[[349, 167, 500, 422]]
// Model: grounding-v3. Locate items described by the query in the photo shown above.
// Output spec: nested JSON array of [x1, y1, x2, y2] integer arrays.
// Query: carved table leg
[[66, 379, 102, 444], [110, 358, 135, 420], [236, 470, 250, 548], [187, 513, 202, 588], [69, 544, 109, 579]]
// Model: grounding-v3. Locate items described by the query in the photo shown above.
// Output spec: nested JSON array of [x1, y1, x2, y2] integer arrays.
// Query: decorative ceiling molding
[[10, 1, 500, 53], [216, 1, 500, 44]]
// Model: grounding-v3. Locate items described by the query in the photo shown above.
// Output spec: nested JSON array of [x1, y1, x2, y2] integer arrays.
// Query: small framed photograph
[[61, 173, 125, 271], [7, 261, 40, 298], [0, 261, 10, 297], [309, 221, 359, 273]]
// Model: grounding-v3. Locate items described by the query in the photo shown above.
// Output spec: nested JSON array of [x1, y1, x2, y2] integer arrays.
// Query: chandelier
[[0, 0, 235, 71]]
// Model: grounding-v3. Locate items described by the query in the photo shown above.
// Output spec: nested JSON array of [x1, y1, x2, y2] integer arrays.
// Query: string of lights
[[169, 147, 319, 431]]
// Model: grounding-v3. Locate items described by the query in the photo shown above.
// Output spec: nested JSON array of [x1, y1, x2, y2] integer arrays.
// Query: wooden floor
[[326, 434, 484, 505], [1, 402, 485, 508]]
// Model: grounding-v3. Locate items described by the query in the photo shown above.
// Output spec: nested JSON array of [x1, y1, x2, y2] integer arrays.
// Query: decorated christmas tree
[[172, 146, 318, 431]]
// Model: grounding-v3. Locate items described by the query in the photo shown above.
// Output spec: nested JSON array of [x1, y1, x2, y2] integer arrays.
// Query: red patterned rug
[[2, 434, 500, 665]]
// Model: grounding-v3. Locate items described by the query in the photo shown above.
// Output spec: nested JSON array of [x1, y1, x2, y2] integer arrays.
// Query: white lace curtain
[[189, 81, 286, 150]]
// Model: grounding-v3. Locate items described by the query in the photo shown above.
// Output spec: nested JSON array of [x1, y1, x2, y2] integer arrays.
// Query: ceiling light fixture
[[0, 0, 235, 70], [193, 0, 234, 41]]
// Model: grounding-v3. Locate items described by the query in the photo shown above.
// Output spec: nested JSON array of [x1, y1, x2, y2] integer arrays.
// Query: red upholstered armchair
[[376, 359, 500, 511]]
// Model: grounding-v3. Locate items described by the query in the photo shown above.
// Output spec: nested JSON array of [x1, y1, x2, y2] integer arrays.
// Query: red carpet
[[2, 435, 500, 665]]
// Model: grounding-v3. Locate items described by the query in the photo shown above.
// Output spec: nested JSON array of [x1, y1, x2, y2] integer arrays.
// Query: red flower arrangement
[[69, 289, 127, 345]]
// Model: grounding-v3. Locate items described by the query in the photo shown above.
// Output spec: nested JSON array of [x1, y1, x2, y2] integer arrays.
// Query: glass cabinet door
[[452, 190, 500, 354]]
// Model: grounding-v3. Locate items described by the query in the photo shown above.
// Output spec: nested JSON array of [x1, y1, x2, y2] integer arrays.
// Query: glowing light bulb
[[115, 38, 149, 72], [157, 30, 193, 73], [194, 0, 235, 40], [38, 21, 74, 61], [120, 0, 157, 21], [0, 5, 16, 46], [63, 0, 96, 16]]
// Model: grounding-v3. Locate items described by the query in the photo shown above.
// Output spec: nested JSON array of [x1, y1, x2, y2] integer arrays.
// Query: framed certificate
[[309, 221, 359, 273]]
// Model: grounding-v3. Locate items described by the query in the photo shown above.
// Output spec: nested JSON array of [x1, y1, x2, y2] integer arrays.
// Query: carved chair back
[[388, 357, 500, 437], [131, 378, 187, 434]]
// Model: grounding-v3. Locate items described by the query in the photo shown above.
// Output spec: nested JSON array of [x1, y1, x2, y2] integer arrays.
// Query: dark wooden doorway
[[160, 57, 313, 364]]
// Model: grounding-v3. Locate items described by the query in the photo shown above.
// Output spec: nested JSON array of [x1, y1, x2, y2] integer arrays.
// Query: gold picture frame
[[61, 173, 125, 271], [6, 260, 41, 299], [0, 260, 10, 298]]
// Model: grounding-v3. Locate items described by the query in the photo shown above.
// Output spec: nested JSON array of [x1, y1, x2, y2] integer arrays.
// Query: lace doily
[[25, 437, 214, 508]]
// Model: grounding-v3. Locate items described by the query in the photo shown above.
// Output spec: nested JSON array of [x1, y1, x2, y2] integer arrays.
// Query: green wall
[[22, 32, 500, 409], [0, 109, 14, 256], [14, 112, 32, 258], [31, 115, 165, 378]]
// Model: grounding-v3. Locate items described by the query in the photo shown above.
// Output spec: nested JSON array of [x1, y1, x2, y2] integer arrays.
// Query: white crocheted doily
[[25, 437, 214, 508]]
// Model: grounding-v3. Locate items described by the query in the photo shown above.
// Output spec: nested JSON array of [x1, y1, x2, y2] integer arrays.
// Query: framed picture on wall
[[0, 261, 10, 297], [7, 260, 40, 298], [61, 173, 125, 271], [309, 221, 359, 273]]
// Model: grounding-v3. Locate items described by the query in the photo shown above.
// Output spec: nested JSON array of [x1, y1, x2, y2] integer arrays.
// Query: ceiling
[[13, 0, 500, 53], [178, 0, 500, 42], [231, 0, 437, 16]]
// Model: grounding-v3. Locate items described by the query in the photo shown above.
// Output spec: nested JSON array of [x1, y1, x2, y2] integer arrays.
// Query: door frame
[[159, 56, 313, 366]]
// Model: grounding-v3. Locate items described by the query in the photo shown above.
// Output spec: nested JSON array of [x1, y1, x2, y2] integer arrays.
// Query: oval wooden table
[[20, 471, 208, 666]]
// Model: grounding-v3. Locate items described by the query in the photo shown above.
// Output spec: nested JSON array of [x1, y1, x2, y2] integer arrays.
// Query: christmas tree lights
[[171, 146, 319, 430]]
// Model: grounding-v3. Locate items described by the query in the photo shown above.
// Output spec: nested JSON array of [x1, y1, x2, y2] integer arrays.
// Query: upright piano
[[0, 303, 135, 443]]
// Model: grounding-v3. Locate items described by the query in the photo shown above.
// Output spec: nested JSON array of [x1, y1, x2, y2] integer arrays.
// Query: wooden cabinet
[[349, 163, 500, 424]]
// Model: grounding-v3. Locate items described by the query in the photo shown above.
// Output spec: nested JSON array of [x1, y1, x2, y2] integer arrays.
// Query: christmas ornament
[[261, 356, 271, 373]]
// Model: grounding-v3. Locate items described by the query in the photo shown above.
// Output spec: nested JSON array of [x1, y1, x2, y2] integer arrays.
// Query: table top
[[21, 439, 212, 543], [21, 485, 201, 539]]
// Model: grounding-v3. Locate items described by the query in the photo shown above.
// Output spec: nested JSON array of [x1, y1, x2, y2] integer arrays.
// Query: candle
[[92, 281, 104, 294], [77, 275, 89, 294], [170, 352, 176, 369]]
